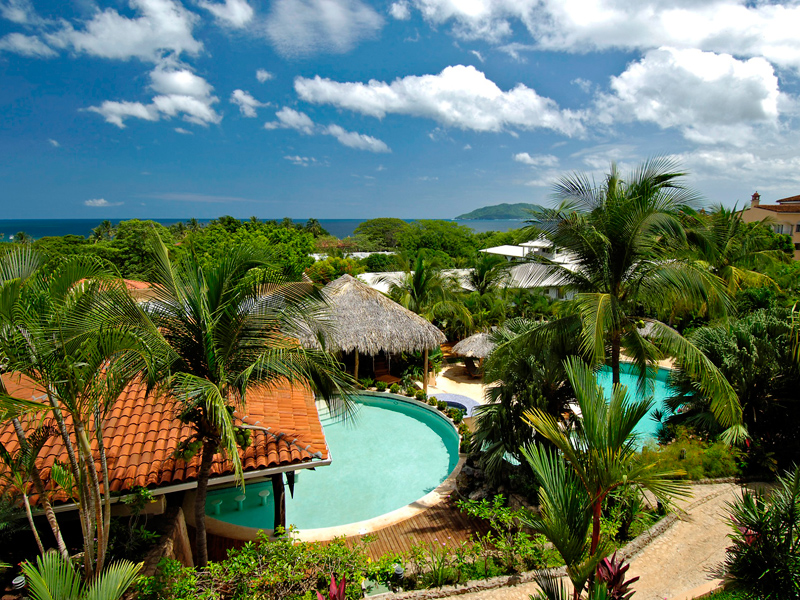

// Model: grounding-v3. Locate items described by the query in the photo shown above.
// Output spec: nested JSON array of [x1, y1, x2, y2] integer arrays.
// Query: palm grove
[[0, 159, 798, 599]]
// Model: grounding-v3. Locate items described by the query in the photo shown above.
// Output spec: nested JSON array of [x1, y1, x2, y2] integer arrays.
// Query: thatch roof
[[452, 332, 495, 358], [301, 274, 446, 355]]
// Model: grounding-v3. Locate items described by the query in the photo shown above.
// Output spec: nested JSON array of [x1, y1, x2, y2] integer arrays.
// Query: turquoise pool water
[[205, 395, 460, 531], [595, 363, 674, 443]]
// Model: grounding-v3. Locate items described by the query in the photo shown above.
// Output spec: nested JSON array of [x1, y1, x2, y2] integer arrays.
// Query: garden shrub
[[389, 383, 400, 394], [436, 400, 447, 411], [724, 465, 800, 599], [359, 378, 375, 390], [375, 381, 388, 392], [641, 433, 740, 480], [137, 532, 377, 600], [415, 390, 427, 402]]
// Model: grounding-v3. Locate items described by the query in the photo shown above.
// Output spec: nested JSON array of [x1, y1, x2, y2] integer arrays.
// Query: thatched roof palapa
[[452, 332, 495, 359], [302, 274, 445, 355]]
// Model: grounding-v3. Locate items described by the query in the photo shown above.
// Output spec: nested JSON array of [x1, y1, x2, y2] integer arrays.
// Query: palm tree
[[143, 235, 354, 567], [473, 318, 582, 483], [379, 253, 470, 324], [22, 551, 141, 600], [0, 248, 156, 578], [521, 357, 690, 599], [13, 231, 31, 244], [0, 422, 60, 556], [521, 158, 743, 437], [91, 220, 115, 243], [686, 205, 788, 296], [466, 253, 511, 296]]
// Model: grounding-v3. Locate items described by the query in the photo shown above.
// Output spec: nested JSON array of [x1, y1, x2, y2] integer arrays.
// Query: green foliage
[[359, 378, 375, 389], [389, 383, 400, 394], [361, 253, 398, 272], [396, 220, 477, 258], [521, 357, 689, 598], [108, 219, 175, 279], [353, 218, 410, 249], [667, 308, 800, 469], [181, 217, 315, 279], [375, 381, 388, 392], [23, 551, 141, 600], [526, 157, 742, 436], [305, 257, 365, 284], [641, 434, 740, 481], [458, 495, 554, 573], [414, 389, 427, 401], [724, 465, 800, 599], [138, 534, 376, 600]]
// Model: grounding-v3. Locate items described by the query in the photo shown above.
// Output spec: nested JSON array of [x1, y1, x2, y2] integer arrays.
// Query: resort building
[[0, 373, 328, 535], [741, 191, 800, 259]]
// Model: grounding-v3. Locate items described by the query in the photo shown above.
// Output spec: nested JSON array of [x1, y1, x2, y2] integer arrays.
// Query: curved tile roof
[[0, 373, 327, 502]]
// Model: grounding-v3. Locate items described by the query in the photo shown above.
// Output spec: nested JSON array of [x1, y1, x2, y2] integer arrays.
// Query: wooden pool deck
[[204, 497, 490, 561]]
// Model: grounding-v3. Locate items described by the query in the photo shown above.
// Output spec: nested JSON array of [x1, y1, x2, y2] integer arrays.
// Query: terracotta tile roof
[[777, 194, 800, 204], [755, 204, 800, 213], [0, 373, 327, 502]]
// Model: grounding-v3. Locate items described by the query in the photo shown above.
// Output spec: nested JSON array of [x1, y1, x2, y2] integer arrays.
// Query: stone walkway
[[436, 483, 740, 600]]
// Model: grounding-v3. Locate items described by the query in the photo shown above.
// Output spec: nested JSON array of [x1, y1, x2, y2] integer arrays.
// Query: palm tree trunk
[[423, 349, 429, 395], [11, 417, 69, 559], [21, 490, 44, 555], [94, 408, 112, 574], [47, 393, 94, 577], [590, 498, 603, 555], [611, 332, 621, 386], [354, 350, 359, 381], [194, 441, 217, 568]]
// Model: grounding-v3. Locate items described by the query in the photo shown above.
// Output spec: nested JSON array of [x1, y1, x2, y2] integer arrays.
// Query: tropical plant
[[522, 158, 743, 439], [317, 575, 347, 600], [143, 234, 354, 567], [466, 253, 511, 296], [686, 205, 789, 297], [665, 307, 800, 467], [473, 318, 581, 484], [21, 551, 142, 600], [595, 552, 638, 600], [0, 247, 154, 577], [378, 253, 470, 325], [521, 357, 690, 599], [91, 220, 115, 243], [0, 421, 59, 555], [724, 464, 800, 599]]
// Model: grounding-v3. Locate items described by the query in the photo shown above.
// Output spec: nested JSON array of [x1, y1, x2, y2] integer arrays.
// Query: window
[[796, 224, 800, 233]]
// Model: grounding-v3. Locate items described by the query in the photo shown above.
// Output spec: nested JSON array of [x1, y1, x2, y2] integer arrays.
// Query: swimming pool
[[204, 394, 460, 533], [595, 363, 674, 442]]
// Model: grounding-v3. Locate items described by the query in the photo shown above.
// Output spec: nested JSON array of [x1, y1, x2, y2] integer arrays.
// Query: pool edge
[[184, 391, 466, 543]]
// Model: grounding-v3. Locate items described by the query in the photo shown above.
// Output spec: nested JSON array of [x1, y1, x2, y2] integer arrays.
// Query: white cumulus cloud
[[389, 1, 410, 20], [513, 152, 559, 167], [0, 0, 40, 24], [88, 64, 220, 128], [264, 0, 383, 57], [264, 107, 316, 134], [198, 0, 254, 27], [256, 69, 274, 82], [324, 124, 391, 153], [295, 65, 584, 136], [230, 89, 268, 117], [598, 47, 782, 146], [46, 0, 201, 62], [0, 32, 55, 57], [85, 198, 123, 207], [403, 0, 800, 71], [284, 155, 318, 166], [48, 138, 60, 147]]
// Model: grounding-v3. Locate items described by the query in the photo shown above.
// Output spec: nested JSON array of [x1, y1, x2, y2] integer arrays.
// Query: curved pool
[[204, 394, 460, 532]]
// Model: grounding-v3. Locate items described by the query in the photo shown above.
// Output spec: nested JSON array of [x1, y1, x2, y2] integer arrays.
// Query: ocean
[[0, 218, 528, 241]]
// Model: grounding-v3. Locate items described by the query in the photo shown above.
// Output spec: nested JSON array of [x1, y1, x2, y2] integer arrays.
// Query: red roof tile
[[777, 194, 800, 204], [755, 204, 800, 213], [0, 373, 327, 502]]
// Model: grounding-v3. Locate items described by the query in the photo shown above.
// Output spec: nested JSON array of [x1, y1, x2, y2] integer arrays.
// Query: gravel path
[[432, 483, 740, 600]]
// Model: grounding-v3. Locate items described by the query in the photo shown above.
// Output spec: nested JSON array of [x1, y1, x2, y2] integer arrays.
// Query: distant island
[[455, 203, 543, 220]]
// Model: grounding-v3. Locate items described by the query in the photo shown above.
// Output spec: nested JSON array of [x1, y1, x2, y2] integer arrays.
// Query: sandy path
[[428, 365, 488, 403], [428, 483, 739, 600]]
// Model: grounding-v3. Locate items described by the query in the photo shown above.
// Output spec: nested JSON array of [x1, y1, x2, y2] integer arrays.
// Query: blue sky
[[1, 0, 799, 220]]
